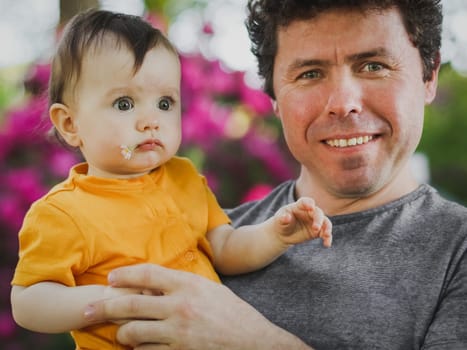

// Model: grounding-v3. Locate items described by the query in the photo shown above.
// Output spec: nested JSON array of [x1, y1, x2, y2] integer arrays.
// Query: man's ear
[[49, 103, 81, 147], [425, 52, 441, 105], [272, 99, 281, 120]]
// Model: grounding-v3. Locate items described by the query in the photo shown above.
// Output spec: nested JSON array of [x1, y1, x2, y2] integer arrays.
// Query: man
[[84, 1, 467, 349]]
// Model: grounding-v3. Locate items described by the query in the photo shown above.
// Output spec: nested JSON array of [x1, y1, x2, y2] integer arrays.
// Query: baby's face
[[70, 41, 182, 178]]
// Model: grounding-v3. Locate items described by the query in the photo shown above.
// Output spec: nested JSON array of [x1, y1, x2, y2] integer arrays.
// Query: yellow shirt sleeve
[[11, 199, 89, 287], [202, 175, 231, 230]]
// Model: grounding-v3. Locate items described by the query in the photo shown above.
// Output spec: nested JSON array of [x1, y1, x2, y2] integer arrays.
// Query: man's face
[[272, 8, 438, 202]]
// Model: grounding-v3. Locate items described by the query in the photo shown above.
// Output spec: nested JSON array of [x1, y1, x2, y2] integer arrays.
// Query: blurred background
[[0, 0, 466, 348]]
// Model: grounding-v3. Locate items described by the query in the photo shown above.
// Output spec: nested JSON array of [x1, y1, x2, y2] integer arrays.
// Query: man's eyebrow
[[288, 59, 329, 72], [346, 48, 391, 62], [287, 48, 392, 71]]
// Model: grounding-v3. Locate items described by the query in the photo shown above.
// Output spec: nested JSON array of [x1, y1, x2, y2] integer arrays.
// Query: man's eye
[[300, 70, 321, 80], [363, 62, 384, 72], [113, 97, 134, 111], [158, 97, 173, 111]]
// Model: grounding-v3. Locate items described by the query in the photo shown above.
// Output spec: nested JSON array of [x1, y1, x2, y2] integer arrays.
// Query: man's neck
[[295, 165, 419, 216]]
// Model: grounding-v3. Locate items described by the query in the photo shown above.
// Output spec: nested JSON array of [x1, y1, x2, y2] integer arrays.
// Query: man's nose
[[324, 74, 363, 118]]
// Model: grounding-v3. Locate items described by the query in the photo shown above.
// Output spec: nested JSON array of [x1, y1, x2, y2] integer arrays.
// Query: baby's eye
[[158, 97, 173, 111], [113, 97, 134, 111]]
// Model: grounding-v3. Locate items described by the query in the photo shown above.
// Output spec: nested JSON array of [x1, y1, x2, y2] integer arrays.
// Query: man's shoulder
[[398, 185, 467, 248], [428, 186, 467, 234], [421, 184, 467, 219], [225, 181, 295, 227]]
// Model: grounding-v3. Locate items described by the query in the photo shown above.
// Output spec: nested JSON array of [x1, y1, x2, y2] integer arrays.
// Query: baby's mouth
[[138, 139, 163, 148], [120, 139, 164, 160]]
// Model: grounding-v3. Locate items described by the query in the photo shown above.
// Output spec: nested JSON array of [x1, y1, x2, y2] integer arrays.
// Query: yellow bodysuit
[[12, 156, 230, 349]]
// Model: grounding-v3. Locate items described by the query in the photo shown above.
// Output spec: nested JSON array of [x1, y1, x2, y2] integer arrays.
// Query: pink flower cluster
[[0, 92, 80, 233], [178, 54, 298, 206], [0, 64, 81, 346]]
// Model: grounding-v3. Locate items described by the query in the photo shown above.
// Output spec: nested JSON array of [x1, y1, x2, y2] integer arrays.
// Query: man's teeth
[[326, 135, 373, 148]]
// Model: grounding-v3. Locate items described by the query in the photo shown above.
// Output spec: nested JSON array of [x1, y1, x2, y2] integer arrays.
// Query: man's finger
[[108, 263, 200, 293], [117, 320, 170, 348], [84, 294, 172, 323]]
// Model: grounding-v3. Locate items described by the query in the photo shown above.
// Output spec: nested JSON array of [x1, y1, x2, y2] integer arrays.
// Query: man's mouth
[[325, 135, 374, 148]]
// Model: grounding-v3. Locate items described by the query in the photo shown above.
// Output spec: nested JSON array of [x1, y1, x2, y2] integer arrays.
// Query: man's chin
[[331, 179, 378, 198]]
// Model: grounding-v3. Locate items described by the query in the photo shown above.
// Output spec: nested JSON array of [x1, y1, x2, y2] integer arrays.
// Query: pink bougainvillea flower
[[202, 22, 214, 35], [181, 56, 241, 98], [0, 195, 25, 232], [180, 55, 208, 98], [240, 84, 273, 116], [182, 96, 230, 148], [3, 96, 50, 142], [47, 148, 81, 178], [24, 63, 51, 95], [241, 184, 273, 203], [243, 132, 296, 181], [208, 60, 240, 95], [0, 134, 13, 161], [5, 168, 47, 203], [0, 311, 16, 338]]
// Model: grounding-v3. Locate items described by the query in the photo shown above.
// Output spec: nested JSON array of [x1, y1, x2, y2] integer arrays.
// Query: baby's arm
[[11, 282, 138, 333], [207, 197, 332, 275]]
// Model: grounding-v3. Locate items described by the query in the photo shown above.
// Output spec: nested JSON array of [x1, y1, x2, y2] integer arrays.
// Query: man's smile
[[325, 135, 374, 148]]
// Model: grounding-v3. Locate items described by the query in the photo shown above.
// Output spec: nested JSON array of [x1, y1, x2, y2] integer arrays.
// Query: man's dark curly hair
[[246, 0, 443, 98]]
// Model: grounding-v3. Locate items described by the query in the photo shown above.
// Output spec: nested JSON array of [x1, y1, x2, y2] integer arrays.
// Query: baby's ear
[[49, 103, 81, 147]]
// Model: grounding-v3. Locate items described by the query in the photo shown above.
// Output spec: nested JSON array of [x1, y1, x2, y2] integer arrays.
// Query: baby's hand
[[274, 197, 332, 247]]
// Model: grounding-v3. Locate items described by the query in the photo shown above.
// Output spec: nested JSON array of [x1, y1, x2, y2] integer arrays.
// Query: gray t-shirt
[[222, 182, 467, 350]]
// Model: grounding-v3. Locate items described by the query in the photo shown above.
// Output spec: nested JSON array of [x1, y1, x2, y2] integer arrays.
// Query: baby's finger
[[297, 197, 316, 213], [311, 207, 326, 232], [275, 206, 293, 225], [319, 218, 333, 247]]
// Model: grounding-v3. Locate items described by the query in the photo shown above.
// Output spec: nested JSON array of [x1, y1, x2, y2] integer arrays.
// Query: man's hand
[[84, 264, 312, 350]]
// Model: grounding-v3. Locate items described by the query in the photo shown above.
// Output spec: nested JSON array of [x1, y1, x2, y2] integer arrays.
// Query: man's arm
[[422, 247, 467, 348], [84, 264, 315, 350]]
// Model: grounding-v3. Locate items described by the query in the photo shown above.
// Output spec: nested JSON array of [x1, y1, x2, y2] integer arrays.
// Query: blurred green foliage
[[144, 0, 208, 18], [418, 64, 467, 205], [0, 68, 24, 118]]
